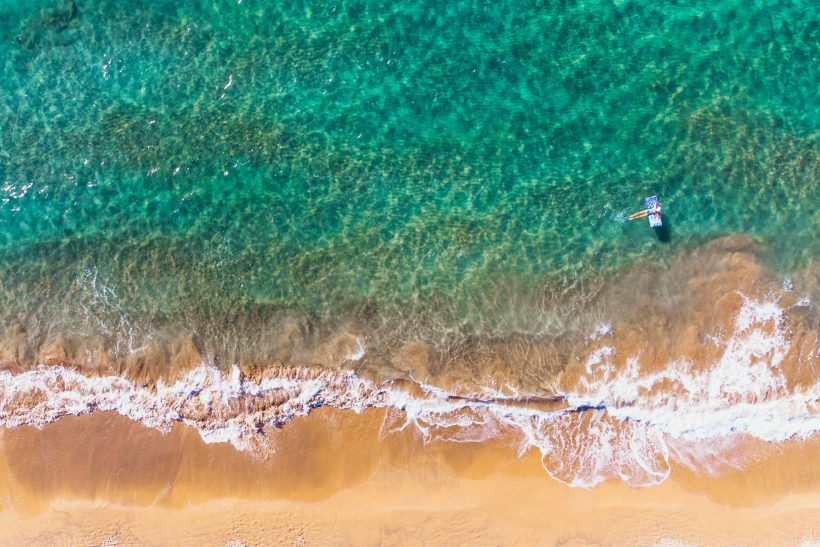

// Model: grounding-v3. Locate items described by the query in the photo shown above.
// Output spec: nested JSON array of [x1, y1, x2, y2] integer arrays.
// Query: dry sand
[[0, 409, 818, 546]]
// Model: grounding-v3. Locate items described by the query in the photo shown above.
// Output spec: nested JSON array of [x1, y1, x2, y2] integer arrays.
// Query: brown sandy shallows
[[2, 235, 815, 398], [0, 409, 819, 546]]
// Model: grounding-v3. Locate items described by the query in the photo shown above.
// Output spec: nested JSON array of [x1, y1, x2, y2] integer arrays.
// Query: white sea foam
[[345, 338, 366, 361], [565, 294, 819, 443], [585, 322, 612, 342], [0, 295, 817, 488], [75, 268, 155, 355], [783, 276, 794, 291]]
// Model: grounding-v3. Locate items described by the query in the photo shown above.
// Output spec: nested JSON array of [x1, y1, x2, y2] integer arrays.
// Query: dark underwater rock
[[16, 0, 79, 51]]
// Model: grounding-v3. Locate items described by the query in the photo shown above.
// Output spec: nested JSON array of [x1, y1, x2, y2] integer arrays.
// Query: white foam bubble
[[586, 323, 612, 342], [783, 276, 794, 291], [345, 338, 366, 361]]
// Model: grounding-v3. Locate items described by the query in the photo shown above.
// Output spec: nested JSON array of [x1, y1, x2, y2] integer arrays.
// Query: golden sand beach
[[1, 409, 818, 546]]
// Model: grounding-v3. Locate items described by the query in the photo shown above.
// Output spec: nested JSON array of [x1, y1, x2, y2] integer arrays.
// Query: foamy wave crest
[[0, 364, 378, 452], [565, 295, 819, 441], [0, 296, 817, 488], [552, 294, 820, 485]]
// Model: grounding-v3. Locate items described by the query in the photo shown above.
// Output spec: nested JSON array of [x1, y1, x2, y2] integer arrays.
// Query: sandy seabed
[[0, 409, 818, 546]]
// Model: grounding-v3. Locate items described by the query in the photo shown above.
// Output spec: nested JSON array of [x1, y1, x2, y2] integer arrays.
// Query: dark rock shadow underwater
[[13, 0, 80, 65]]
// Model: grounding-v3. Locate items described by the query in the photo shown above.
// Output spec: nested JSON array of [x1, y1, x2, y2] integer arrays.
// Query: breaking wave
[[0, 295, 817, 489]]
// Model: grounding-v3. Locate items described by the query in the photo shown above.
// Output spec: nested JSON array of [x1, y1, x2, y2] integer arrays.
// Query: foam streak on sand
[[0, 295, 817, 488]]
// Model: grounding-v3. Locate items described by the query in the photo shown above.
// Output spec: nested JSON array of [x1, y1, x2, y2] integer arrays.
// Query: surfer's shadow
[[655, 215, 672, 243]]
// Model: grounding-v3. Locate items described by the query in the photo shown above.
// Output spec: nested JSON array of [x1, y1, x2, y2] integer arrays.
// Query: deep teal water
[[0, 0, 817, 363]]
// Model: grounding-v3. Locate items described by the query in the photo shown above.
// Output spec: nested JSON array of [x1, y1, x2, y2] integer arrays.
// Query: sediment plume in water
[[0, 236, 816, 489]]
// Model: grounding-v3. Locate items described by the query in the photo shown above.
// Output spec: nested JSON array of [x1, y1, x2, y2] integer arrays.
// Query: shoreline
[[1, 410, 819, 545], [0, 234, 816, 543], [0, 271, 816, 489]]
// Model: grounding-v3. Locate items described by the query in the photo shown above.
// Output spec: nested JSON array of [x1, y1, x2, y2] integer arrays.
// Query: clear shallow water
[[0, 0, 817, 365]]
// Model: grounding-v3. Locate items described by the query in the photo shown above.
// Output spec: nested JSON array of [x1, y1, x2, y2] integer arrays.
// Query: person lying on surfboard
[[628, 200, 661, 220], [628, 195, 663, 228]]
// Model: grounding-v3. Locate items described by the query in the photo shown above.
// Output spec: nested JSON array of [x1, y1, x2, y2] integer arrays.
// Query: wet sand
[[1, 409, 818, 545]]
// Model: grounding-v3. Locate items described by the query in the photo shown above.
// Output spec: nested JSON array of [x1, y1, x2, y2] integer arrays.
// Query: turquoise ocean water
[[0, 0, 817, 369]]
